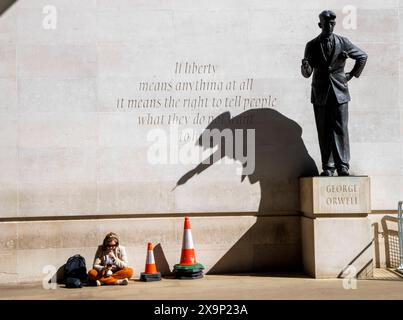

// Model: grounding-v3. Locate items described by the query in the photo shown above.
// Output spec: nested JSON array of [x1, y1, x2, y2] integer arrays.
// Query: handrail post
[[397, 201, 403, 272]]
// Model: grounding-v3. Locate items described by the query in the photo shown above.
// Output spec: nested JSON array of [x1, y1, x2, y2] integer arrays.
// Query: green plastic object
[[173, 263, 205, 270], [140, 272, 162, 282]]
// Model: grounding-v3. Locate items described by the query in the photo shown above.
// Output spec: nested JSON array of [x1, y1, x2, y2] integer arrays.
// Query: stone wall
[[0, 0, 402, 283], [0, 215, 302, 283]]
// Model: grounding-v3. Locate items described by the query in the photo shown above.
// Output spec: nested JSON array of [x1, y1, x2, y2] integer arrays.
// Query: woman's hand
[[105, 266, 113, 277]]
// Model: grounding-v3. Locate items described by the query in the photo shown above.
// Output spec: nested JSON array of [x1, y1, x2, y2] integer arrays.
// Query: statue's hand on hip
[[345, 72, 353, 81]]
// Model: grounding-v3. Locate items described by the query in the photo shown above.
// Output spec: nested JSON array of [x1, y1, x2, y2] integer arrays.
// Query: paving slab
[[1, 272, 403, 300]]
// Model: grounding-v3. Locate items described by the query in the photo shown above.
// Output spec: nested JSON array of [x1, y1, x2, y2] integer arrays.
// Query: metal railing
[[397, 201, 403, 273]]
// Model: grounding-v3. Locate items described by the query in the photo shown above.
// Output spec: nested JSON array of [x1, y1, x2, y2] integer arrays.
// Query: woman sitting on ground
[[88, 232, 134, 286]]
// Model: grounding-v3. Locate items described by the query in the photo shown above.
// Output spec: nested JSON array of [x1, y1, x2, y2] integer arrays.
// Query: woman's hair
[[102, 232, 119, 249]]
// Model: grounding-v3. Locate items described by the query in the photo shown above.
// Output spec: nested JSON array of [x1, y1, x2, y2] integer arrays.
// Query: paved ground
[[1, 270, 403, 300]]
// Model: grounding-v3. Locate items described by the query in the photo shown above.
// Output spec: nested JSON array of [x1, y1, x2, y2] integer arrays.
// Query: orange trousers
[[88, 267, 134, 285]]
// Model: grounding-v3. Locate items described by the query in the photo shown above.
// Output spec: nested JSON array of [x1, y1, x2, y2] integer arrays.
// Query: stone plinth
[[300, 176, 371, 218], [300, 176, 373, 279]]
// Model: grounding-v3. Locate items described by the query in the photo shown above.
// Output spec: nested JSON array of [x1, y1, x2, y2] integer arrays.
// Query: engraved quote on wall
[[115, 62, 278, 141]]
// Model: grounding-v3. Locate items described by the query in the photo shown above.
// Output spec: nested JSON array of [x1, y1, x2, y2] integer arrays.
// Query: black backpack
[[64, 254, 88, 288]]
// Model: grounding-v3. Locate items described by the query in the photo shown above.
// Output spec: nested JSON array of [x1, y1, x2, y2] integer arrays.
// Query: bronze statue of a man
[[301, 10, 368, 176]]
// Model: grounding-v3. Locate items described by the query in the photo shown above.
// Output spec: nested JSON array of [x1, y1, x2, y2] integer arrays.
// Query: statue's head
[[318, 10, 336, 36]]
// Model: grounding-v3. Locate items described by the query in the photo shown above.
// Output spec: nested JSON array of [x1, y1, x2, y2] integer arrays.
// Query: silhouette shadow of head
[[175, 108, 318, 214]]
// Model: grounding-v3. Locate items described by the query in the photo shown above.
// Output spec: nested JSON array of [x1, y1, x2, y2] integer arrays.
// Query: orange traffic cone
[[180, 216, 197, 265], [173, 217, 204, 279], [140, 242, 161, 282]]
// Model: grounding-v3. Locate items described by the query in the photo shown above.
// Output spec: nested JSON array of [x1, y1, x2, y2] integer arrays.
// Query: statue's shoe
[[320, 170, 334, 177], [337, 168, 350, 176]]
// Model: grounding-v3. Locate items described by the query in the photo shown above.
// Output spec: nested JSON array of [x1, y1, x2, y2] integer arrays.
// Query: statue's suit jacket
[[303, 34, 368, 106]]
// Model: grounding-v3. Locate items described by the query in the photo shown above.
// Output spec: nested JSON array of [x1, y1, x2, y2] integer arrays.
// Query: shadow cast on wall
[[0, 0, 17, 16], [381, 215, 400, 268], [175, 109, 318, 273], [154, 243, 174, 277]]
